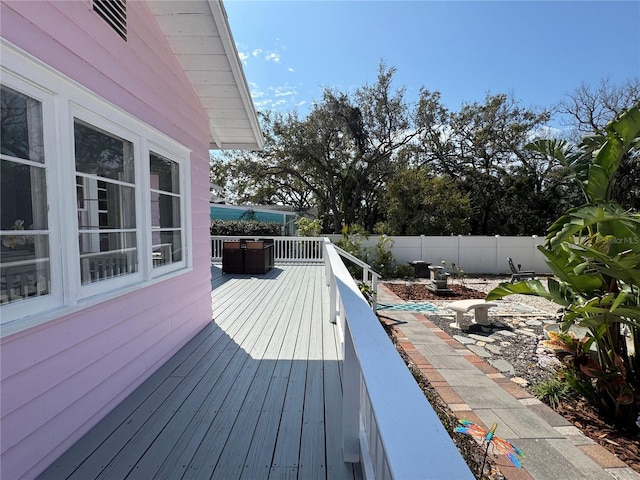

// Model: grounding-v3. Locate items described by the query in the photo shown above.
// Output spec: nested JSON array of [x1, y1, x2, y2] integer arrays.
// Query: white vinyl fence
[[327, 234, 550, 275]]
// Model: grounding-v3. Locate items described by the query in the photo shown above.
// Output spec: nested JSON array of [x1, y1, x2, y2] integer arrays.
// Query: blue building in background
[[210, 204, 298, 235]]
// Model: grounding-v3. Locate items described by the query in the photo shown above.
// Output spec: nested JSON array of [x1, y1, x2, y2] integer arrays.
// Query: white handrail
[[332, 244, 380, 314], [323, 238, 474, 480]]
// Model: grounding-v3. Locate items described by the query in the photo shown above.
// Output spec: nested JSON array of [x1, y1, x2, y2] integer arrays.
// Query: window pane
[[76, 176, 136, 229], [1, 86, 44, 162], [74, 120, 134, 183], [0, 86, 50, 306], [1, 160, 48, 230], [150, 192, 180, 229], [79, 230, 137, 255], [149, 152, 182, 269], [152, 231, 181, 267], [79, 232, 137, 284], [75, 121, 137, 285], [1, 234, 50, 304], [150, 153, 179, 194]]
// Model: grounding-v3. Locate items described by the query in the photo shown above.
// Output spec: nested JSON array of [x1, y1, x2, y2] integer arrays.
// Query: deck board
[[39, 264, 360, 480], [298, 269, 327, 480], [269, 267, 317, 478]]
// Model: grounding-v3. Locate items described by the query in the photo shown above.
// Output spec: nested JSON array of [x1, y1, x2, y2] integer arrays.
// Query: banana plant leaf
[[485, 279, 571, 306]]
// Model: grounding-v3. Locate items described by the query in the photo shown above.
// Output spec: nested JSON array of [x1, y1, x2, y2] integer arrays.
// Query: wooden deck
[[39, 264, 362, 480]]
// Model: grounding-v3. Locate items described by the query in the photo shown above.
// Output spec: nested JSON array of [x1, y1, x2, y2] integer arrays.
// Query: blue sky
[[225, 0, 640, 128]]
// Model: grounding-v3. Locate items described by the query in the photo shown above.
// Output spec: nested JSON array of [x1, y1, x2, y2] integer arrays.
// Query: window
[[1, 44, 192, 331], [0, 86, 51, 305], [74, 120, 138, 284], [149, 152, 182, 268]]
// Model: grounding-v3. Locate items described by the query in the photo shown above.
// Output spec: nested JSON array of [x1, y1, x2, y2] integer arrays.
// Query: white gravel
[[452, 276, 562, 316]]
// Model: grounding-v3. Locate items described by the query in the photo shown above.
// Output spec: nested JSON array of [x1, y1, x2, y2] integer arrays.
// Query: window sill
[[0, 265, 193, 339]]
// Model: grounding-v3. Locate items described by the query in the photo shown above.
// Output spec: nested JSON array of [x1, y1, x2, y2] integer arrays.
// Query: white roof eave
[[149, 0, 264, 151]]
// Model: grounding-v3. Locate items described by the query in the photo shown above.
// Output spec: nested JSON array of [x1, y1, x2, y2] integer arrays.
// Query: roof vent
[[93, 0, 127, 41]]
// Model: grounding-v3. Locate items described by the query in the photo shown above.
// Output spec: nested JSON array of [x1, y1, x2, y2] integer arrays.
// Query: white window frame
[[66, 105, 145, 300], [145, 139, 190, 277], [0, 41, 192, 334], [0, 72, 63, 323]]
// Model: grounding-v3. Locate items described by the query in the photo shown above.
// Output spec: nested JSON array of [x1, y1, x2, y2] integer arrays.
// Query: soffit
[[148, 0, 263, 150]]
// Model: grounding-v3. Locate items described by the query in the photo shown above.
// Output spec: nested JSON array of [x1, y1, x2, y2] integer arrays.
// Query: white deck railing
[[79, 248, 137, 284], [332, 244, 380, 314], [323, 238, 474, 480], [211, 236, 324, 263]]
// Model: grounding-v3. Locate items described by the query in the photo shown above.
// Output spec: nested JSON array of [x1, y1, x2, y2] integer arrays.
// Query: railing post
[[372, 273, 378, 314], [342, 322, 360, 463], [495, 234, 501, 275], [325, 242, 330, 286], [325, 240, 338, 324], [329, 271, 337, 325]]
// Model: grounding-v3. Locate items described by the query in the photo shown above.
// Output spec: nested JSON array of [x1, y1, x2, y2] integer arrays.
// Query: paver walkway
[[378, 284, 639, 480]]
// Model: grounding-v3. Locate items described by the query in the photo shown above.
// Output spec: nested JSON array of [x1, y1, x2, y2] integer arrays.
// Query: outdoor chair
[[244, 241, 273, 275], [508, 257, 535, 283], [222, 241, 243, 274]]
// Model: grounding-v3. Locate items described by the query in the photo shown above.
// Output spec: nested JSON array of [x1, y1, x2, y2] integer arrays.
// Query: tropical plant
[[334, 225, 368, 278], [371, 235, 396, 279], [447, 262, 466, 286], [295, 217, 322, 237], [486, 104, 640, 429]]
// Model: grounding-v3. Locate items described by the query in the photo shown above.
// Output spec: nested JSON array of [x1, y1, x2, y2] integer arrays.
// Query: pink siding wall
[[1, 2, 214, 479]]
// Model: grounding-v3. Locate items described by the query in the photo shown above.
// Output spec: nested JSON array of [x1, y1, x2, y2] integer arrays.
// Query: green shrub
[[210, 219, 281, 236], [393, 264, 415, 279]]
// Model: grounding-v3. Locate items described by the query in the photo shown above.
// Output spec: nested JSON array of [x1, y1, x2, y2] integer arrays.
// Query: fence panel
[[326, 234, 550, 274]]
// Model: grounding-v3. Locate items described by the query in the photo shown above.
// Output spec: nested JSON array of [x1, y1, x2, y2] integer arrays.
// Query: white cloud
[[265, 52, 281, 63], [529, 125, 564, 141], [247, 82, 302, 113], [238, 51, 249, 63], [288, 67, 295, 73], [252, 48, 263, 57], [271, 85, 297, 98]]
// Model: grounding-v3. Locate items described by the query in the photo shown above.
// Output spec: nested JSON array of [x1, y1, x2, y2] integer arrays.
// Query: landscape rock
[[488, 359, 515, 375], [469, 333, 495, 343], [511, 376, 529, 386], [453, 335, 475, 345], [486, 344, 503, 355], [467, 345, 491, 358]]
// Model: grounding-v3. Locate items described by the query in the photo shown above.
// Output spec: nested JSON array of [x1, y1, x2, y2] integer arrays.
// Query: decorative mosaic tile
[[377, 302, 440, 313]]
